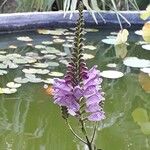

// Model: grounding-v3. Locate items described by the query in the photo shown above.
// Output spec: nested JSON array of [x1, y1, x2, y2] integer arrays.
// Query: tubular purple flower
[[53, 66, 105, 122]]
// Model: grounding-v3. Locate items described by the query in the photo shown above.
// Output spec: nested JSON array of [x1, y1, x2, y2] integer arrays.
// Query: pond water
[[0, 28, 149, 150]]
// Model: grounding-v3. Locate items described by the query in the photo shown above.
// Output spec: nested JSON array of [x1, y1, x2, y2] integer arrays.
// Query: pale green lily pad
[[65, 36, 74, 40], [0, 51, 7, 54], [8, 45, 17, 49], [123, 57, 150, 68], [37, 29, 64, 35], [140, 122, 150, 135], [83, 53, 94, 60], [140, 68, 150, 74], [25, 74, 43, 83], [26, 52, 39, 57], [47, 61, 59, 67], [100, 70, 124, 79], [43, 54, 57, 60], [102, 38, 116, 45], [25, 57, 37, 64], [0, 63, 7, 69], [35, 45, 46, 49], [35, 69, 49, 75], [13, 58, 28, 64], [83, 45, 96, 50], [55, 52, 67, 57], [45, 47, 61, 54], [142, 44, 150, 51], [33, 63, 49, 68], [6, 82, 21, 88], [42, 41, 53, 45], [132, 108, 149, 125], [63, 32, 74, 35], [0, 88, 17, 94], [53, 39, 65, 43], [48, 71, 64, 77], [134, 30, 143, 36], [59, 59, 69, 66], [22, 68, 37, 74], [0, 70, 7, 75], [14, 77, 29, 84], [107, 63, 117, 68], [0, 55, 7, 62], [52, 36, 60, 39], [43, 78, 54, 84], [62, 43, 73, 48], [85, 28, 99, 32], [17, 36, 33, 42]]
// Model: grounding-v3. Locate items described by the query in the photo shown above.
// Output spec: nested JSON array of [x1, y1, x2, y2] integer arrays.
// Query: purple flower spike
[[53, 66, 105, 122]]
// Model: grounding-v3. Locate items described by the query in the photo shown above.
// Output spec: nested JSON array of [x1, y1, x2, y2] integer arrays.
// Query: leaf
[[142, 22, 150, 42], [132, 108, 149, 125], [115, 29, 129, 45], [140, 5, 150, 20], [138, 72, 150, 93], [114, 43, 128, 58]]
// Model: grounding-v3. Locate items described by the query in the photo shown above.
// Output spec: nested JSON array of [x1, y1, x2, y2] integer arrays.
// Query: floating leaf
[[101, 38, 116, 45], [14, 77, 29, 84], [37, 29, 64, 35], [17, 36, 33, 42], [140, 68, 150, 74], [134, 30, 143, 36], [33, 63, 49, 68], [22, 68, 37, 74], [123, 57, 150, 68], [107, 63, 117, 68], [48, 71, 64, 77], [0, 88, 17, 94], [42, 41, 53, 45], [132, 108, 149, 125], [83, 53, 94, 60], [83, 45, 96, 50], [100, 70, 124, 79], [0, 51, 7, 54], [43, 54, 57, 60], [35, 45, 46, 49], [53, 39, 65, 43], [43, 78, 54, 84], [0, 70, 7, 75], [6, 82, 21, 89], [62, 43, 73, 48], [142, 44, 150, 51], [0, 63, 7, 69], [8, 45, 17, 49], [84, 28, 99, 32], [138, 72, 150, 93], [47, 61, 59, 67]]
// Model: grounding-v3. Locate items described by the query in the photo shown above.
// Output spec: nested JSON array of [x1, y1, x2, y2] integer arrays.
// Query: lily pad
[[33, 63, 49, 68], [142, 44, 150, 51], [48, 71, 64, 77], [114, 44, 128, 58], [14, 77, 29, 84], [83, 45, 96, 50], [135, 30, 143, 36], [43, 78, 54, 84], [8, 45, 17, 49], [107, 63, 117, 68], [100, 70, 124, 79], [0, 70, 7, 75], [43, 54, 57, 60], [35, 45, 46, 49], [22, 68, 37, 74], [6, 82, 21, 89], [47, 61, 59, 67], [123, 57, 150, 68], [42, 41, 53, 45], [101, 38, 116, 45], [62, 43, 73, 48], [53, 39, 65, 43], [140, 68, 150, 74], [83, 53, 94, 60], [17, 36, 33, 42], [132, 108, 149, 125], [0, 63, 7, 69], [0, 88, 17, 94]]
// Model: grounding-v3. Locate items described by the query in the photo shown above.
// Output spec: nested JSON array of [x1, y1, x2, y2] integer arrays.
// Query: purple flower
[[53, 66, 105, 122]]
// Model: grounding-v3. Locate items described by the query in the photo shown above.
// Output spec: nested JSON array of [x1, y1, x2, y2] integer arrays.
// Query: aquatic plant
[[52, 1, 105, 150]]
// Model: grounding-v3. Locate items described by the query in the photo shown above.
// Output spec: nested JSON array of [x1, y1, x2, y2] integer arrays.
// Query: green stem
[[79, 118, 93, 150], [66, 120, 87, 144], [91, 122, 98, 144]]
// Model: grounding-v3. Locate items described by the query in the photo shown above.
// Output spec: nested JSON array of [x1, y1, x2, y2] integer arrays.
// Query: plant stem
[[66, 119, 87, 145], [79, 118, 93, 150], [91, 122, 98, 144]]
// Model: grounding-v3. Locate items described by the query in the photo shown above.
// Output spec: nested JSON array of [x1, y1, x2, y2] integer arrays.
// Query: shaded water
[[0, 29, 150, 150]]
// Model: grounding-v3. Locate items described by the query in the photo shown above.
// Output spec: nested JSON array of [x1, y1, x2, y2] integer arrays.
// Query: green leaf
[[132, 108, 149, 125], [140, 5, 150, 20]]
